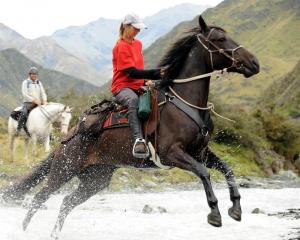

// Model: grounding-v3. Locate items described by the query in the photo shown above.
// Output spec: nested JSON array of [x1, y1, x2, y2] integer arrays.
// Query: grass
[[0, 130, 54, 188], [209, 142, 264, 177]]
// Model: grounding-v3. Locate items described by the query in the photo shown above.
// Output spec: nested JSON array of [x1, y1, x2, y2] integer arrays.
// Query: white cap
[[122, 13, 147, 30]]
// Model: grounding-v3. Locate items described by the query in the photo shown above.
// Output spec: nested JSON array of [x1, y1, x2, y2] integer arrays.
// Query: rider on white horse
[[16, 67, 48, 136]]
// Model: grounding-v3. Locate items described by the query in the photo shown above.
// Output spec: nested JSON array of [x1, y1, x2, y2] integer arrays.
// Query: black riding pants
[[17, 102, 37, 131]]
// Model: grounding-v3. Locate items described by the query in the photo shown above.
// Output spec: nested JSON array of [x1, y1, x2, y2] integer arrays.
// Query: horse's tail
[[0, 152, 54, 203]]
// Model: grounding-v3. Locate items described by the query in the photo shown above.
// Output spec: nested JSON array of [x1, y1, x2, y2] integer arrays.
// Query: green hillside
[[144, 0, 300, 105], [0, 48, 100, 116], [260, 60, 300, 117]]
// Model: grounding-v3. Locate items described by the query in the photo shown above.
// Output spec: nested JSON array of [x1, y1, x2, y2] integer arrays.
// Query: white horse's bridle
[[39, 104, 67, 123]]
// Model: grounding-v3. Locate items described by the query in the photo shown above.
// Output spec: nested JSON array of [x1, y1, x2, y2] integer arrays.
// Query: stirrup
[[132, 138, 150, 159]]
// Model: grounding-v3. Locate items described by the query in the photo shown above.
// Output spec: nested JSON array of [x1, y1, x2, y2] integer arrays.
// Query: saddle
[[61, 92, 160, 144], [10, 107, 34, 137], [10, 111, 22, 121], [103, 91, 159, 136]]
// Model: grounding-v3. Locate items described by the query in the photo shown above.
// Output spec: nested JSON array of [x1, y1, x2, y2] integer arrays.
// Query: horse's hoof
[[22, 219, 29, 231], [228, 207, 242, 221], [207, 213, 222, 227], [50, 228, 60, 240]]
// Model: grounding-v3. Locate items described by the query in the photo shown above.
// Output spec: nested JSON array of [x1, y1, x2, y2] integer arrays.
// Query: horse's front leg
[[24, 137, 30, 166], [205, 148, 241, 221], [167, 143, 222, 227], [44, 135, 51, 153]]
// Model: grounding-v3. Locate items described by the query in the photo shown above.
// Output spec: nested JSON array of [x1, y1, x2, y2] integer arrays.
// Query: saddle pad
[[10, 111, 21, 121], [103, 109, 129, 129]]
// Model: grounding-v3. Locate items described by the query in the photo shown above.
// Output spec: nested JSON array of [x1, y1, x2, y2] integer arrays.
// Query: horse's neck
[[173, 66, 210, 108]]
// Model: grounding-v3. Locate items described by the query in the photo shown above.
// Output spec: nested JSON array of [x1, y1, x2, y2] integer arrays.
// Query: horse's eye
[[218, 37, 226, 42]]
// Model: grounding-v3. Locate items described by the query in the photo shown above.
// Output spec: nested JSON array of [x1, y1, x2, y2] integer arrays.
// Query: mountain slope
[[143, 0, 300, 106], [0, 24, 106, 86], [0, 48, 99, 117], [51, 3, 208, 75], [260, 60, 300, 117]]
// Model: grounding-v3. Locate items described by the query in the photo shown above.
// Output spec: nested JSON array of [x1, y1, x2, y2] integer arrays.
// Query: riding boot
[[16, 110, 28, 136], [128, 109, 149, 158]]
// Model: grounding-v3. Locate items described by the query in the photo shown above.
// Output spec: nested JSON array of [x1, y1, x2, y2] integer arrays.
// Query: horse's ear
[[199, 15, 209, 34]]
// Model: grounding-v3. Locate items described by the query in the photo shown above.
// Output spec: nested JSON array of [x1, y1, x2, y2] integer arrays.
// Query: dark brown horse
[[1, 16, 259, 239]]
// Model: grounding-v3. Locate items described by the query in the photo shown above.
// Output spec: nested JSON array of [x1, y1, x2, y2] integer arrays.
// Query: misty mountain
[[51, 3, 209, 76], [0, 24, 106, 86]]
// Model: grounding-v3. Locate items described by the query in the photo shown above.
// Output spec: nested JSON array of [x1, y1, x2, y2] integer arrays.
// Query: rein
[[168, 86, 235, 123], [39, 104, 65, 122]]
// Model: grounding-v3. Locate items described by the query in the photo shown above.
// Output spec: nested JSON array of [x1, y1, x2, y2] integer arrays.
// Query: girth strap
[[169, 96, 206, 129]]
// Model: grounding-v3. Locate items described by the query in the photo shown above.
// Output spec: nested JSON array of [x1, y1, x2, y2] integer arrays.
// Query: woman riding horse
[[112, 13, 165, 158], [1, 16, 259, 239]]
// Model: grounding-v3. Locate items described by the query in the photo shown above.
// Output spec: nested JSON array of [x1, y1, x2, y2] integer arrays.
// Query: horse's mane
[[158, 25, 226, 87]]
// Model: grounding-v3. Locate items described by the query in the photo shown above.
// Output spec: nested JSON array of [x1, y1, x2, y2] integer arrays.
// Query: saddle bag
[[138, 89, 151, 120]]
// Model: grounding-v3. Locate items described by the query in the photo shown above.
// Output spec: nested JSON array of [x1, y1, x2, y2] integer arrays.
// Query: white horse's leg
[[44, 135, 51, 153], [9, 132, 16, 163], [24, 137, 30, 166], [31, 134, 38, 164], [8, 117, 17, 163]]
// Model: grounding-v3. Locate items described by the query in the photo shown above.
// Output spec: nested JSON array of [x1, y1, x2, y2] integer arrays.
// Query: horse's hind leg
[[24, 137, 30, 166], [23, 137, 82, 230], [22, 163, 78, 231], [205, 148, 241, 221], [23, 182, 63, 231], [51, 165, 116, 239], [9, 133, 15, 163], [31, 134, 37, 163]]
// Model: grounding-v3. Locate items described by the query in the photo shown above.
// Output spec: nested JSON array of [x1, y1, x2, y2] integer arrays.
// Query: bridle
[[196, 28, 244, 71], [39, 104, 68, 123], [171, 28, 244, 84], [165, 28, 242, 122]]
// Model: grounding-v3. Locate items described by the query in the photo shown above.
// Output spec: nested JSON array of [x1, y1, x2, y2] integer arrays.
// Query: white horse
[[8, 102, 72, 165]]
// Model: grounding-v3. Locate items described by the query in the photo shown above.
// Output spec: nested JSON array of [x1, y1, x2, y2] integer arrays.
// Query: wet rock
[[143, 181, 157, 188], [239, 182, 250, 188], [142, 204, 167, 214], [265, 167, 274, 177], [257, 149, 285, 175], [251, 208, 265, 214], [157, 206, 167, 213], [271, 160, 284, 174], [142, 204, 153, 214], [0, 173, 11, 180], [268, 208, 300, 220], [272, 170, 298, 181], [294, 158, 300, 172]]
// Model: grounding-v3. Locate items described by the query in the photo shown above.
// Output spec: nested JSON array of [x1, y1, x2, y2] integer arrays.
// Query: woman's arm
[[124, 67, 161, 80]]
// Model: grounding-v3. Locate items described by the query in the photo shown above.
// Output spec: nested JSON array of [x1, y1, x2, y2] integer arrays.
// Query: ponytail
[[118, 23, 125, 41]]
